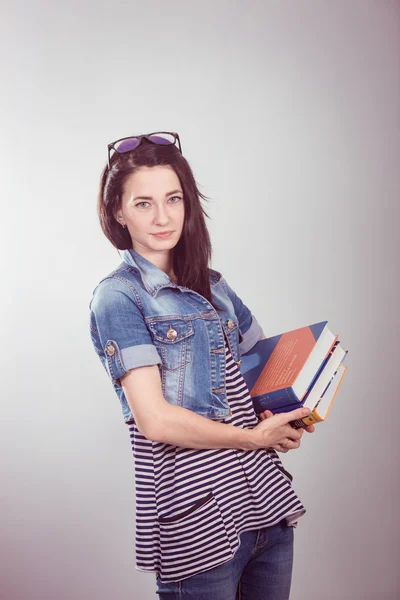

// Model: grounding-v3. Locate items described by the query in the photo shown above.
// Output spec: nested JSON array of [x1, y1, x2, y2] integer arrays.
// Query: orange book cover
[[250, 326, 337, 397]]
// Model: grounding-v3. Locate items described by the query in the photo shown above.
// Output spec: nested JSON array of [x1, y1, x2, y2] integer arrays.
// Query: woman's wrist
[[239, 427, 264, 451]]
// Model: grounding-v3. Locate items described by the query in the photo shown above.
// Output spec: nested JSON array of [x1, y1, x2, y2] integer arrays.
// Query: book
[[272, 341, 348, 414], [241, 321, 339, 413], [289, 363, 348, 428]]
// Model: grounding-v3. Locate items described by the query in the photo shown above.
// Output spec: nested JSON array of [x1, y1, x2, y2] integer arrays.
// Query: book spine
[[252, 387, 300, 414], [290, 410, 324, 429], [290, 364, 348, 428]]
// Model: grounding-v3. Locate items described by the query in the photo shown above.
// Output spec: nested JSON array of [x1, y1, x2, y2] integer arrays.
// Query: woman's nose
[[154, 205, 169, 224]]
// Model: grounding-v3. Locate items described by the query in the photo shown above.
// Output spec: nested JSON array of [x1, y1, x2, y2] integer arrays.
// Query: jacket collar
[[122, 248, 173, 296], [122, 248, 223, 296]]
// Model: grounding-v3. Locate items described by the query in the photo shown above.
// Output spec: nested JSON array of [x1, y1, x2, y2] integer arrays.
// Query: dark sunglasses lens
[[114, 138, 140, 152], [148, 134, 175, 145]]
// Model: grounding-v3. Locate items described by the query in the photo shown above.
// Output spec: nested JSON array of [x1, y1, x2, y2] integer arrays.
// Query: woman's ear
[[113, 207, 124, 226]]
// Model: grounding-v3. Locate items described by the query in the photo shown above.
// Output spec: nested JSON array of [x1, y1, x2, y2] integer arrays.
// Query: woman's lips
[[151, 231, 174, 238]]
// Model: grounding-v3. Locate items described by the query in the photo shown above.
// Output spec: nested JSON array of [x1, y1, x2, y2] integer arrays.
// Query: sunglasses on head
[[107, 131, 182, 168]]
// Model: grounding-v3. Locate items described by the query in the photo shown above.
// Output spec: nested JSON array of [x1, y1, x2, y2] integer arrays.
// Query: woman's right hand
[[252, 407, 312, 452]]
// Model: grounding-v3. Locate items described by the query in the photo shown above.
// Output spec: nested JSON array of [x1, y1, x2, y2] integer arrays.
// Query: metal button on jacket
[[166, 325, 178, 340], [226, 319, 235, 329], [106, 344, 115, 357]]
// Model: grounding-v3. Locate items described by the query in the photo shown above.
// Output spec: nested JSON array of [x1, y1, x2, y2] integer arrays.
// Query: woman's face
[[115, 165, 185, 256]]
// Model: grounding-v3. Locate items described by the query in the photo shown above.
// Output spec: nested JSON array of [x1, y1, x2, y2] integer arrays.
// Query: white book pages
[[303, 344, 346, 409]]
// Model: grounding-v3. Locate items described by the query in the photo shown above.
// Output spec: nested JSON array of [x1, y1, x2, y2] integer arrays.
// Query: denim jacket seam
[[146, 314, 196, 324], [177, 354, 185, 406], [90, 322, 99, 336], [106, 273, 145, 312], [90, 323, 102, 354], [96, 264, 126, 286]]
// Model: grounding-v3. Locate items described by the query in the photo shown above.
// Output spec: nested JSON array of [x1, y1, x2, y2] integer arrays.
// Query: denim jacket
[[89, 248, 264, 424]]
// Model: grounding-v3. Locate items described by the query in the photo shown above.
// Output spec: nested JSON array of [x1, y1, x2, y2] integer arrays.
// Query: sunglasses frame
[[107, 131, 182, 168]]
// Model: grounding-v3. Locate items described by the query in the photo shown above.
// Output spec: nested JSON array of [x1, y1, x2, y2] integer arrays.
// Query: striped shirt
[[127, 336, 306, 582]]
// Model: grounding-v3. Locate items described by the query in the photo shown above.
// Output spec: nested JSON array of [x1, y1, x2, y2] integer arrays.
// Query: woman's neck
[[132, 246, 176, 282]]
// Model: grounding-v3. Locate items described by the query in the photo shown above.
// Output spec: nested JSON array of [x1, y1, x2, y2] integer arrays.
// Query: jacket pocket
[[148, 318, 194, 371], [157, 491, 234, 580]]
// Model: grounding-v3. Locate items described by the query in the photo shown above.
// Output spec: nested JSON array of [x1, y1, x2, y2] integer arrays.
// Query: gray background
[[1, 1, 399, 599]]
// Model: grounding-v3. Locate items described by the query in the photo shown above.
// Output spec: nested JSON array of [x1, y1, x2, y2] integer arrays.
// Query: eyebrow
[[133, 189, 183, 201]]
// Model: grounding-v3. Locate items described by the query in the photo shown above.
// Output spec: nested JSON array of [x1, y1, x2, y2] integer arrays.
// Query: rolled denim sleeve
[[221, 277, 265, 355], [89, 278, 161, 385]]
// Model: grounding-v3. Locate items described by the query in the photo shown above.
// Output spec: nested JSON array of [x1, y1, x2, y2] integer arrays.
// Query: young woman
[[89, 131, 314, 600]]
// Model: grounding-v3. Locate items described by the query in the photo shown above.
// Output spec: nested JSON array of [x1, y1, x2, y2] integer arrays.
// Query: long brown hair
[[97, 138, 218, 306]]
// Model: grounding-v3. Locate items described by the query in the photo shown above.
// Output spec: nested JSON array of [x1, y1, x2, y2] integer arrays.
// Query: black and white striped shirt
[[127, 337, 306, 582]]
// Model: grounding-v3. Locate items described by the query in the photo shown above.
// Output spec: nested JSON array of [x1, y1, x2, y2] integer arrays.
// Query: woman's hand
[[252, 407, 315, 453], [258, 409, 315, 433]]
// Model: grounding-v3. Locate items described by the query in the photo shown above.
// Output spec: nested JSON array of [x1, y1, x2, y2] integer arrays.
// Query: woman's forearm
[[147, 403, 260, 451]]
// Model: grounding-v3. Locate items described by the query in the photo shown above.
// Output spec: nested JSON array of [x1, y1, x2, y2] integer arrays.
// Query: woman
[[89, 131, 314, 600]]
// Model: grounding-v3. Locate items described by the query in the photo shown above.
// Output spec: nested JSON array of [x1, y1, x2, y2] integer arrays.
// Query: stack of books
[[240, 321, 348, 429]]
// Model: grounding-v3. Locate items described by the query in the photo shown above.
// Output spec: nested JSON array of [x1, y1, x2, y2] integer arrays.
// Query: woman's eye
[[135, 197, 182, 208]]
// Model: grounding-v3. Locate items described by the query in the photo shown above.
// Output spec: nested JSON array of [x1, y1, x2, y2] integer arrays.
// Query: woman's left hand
[[258, 409, 315, 434]]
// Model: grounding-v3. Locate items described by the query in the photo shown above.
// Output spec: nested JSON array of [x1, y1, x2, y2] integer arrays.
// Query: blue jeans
[[155, 520, 294, 600]]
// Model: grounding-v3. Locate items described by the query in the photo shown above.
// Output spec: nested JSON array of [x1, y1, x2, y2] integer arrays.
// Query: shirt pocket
[[275, 463, 293, 483], [267, 449, 294, 483], [157, 491, 233, 579], [148, 318, 194, 371]]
